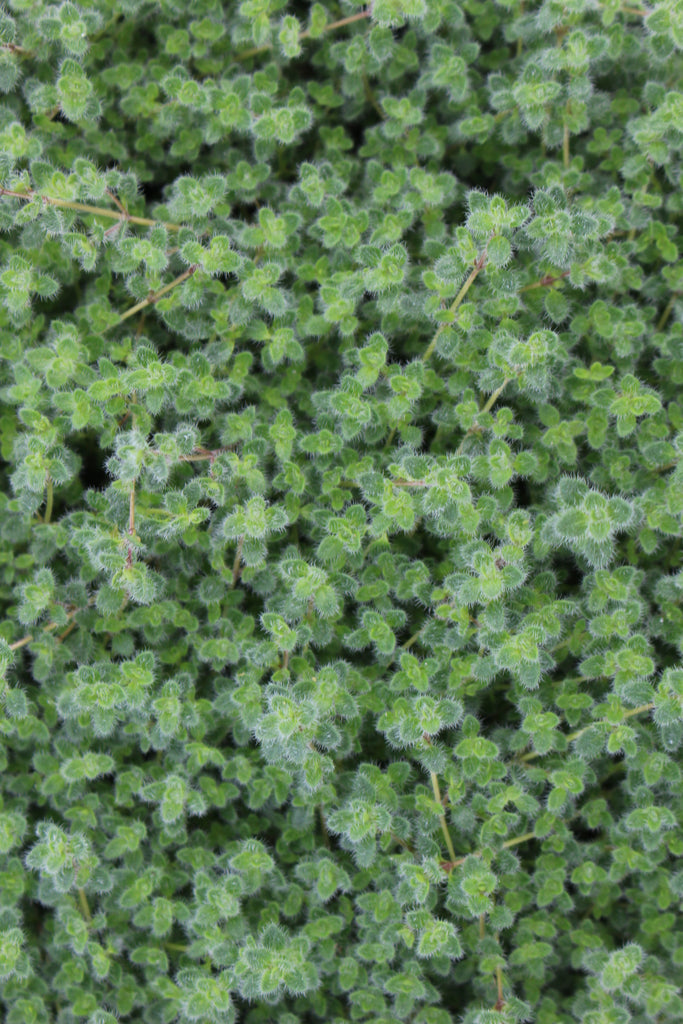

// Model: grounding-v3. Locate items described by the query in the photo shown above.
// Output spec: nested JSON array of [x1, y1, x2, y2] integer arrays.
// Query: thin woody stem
[[0, 186, 182, 231], [44, 476, 53, 525], [502, 829, 536, 850], [0, 41, 33, 56], [422, 256, 486, 363], [234, 10, 371, 61], [385, 254, 487, 448], [401, 627, 425, 651], [563, 110, 570, 169], [518, 702, 656, 762], [9, 596, 97, 651], [56, 620, 77, 643], [362, 69, 385, 119], [390, 831, 416, 854], [390, 480, 430, 488], [657, 293, 678, 332], [126, 484, 136, 568], [105, 188, 128, 215], [319, 805, 331, 849], [231, 535, 245, 588], [441, 830, 536, 874], [520, 270, 570, 292], [431, 771, 458, 863], [177, 453, 221, 462], [299, 10, 371, 41], [77, 888, 92, 925], [114, 266, 198, 326], [455, 378, 511, 455], [149, 445, 234, 462], [495, 964, 505, 1010], [477, 379, 510, 420]]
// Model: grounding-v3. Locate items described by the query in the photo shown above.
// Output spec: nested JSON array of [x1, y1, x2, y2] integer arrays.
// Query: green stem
[[385, 258, 487, 449], [9, 596, 97, 651], [562, 108, 570, 169], [114, 265, 198, 326], [57, 621, 77, 643], [0, 186, 182, 230], [441, 829, 537, 873], [390, 831, 416, 854], [401, 627, 425, 651], [422, 261, 485, 364], [519, 702, 655, 762], [77, 888, 92, 925], [431, 772, 457, 863], [519, 270, 570, 292], [479, 379, 510, 418], [455, 378, 511, 455], [234, 9, 371, 61], [231, 535, 245, 588], [516, 0, 525, 58], [44, 475, 53, 525], [501, 829, 536, 850], [495, 963, 505, 1010], [362, 69, 385, 119], [137, 507, 176, 518], [657, 293, 678, 332], [319, 805, 331, 849]]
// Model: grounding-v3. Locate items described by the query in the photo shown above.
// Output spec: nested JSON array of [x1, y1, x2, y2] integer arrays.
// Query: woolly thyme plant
[[0, 0, 682, 1021]]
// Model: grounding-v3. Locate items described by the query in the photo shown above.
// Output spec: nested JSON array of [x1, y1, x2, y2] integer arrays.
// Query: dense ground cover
[[0, 1, 682, 1022]]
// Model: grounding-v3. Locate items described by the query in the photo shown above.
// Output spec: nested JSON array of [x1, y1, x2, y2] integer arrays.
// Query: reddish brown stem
[[520, 270, 570, 292]]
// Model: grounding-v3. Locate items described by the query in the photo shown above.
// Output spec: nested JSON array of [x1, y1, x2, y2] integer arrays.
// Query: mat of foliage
[[0, 1, 682, 1022]]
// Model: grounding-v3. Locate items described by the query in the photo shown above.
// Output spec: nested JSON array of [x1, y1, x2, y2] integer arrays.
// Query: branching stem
[[9, 596, 97, 651], [519, 702, 656, 762], [440, 830, 536, 874], [0, 186, 182, 230]]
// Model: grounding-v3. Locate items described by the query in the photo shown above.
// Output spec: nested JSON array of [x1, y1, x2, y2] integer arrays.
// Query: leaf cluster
[[0, 1, 682, 1023]]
